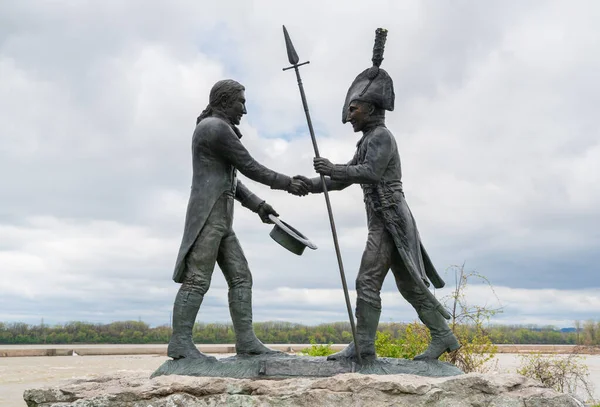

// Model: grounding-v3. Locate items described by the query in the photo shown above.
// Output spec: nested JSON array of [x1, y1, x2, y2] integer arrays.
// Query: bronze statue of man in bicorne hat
[[168, 79, 309, 360], [298, 29, 460, 362]]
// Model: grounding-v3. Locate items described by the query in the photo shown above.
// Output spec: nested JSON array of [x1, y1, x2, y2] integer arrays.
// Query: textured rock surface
[[151, 354, 464, 379], [24, 371, 584, 407]]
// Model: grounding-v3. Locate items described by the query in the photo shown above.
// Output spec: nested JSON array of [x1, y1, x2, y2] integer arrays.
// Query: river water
[[1, 351, 599, 406]]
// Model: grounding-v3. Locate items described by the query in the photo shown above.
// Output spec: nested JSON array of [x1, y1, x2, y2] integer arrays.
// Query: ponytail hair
[[196, 79, 245, 125], [196, 105, 213, 125]]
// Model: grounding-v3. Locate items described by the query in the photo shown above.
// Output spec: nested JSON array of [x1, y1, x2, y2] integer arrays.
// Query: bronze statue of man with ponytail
[[168, 79, 309, 360]]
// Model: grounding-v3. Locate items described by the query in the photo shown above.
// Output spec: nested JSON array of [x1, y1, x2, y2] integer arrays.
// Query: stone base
[[24, 371, 584, 407], [150, 354, 464, 379]]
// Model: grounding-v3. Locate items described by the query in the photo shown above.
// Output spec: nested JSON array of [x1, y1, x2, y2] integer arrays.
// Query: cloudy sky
[[1, 0, 599, 329]]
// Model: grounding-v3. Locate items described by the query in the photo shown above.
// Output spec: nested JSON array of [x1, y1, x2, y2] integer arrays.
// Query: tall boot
[[413, 307, 460, 360], [327, 299, 381, 363], [167, 289, 216, 360], [229, 287, 281, 355], [355, 298, 381, 362]]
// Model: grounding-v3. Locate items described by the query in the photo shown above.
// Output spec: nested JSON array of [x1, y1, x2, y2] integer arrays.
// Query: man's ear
[[368, 103, 376, 115], [219, 94, 229, 109]]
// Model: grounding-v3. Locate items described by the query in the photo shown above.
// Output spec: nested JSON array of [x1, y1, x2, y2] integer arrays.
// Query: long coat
[[314, 120, 445, 289], [172, 114, 291, 283]]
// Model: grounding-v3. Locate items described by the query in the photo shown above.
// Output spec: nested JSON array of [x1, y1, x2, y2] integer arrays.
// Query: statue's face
[[223, 90, 247, 125], [346, 100, 372, 133]]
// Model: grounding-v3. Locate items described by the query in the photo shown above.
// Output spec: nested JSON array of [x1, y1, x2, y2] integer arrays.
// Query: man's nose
[[242, 105, 247, 114]]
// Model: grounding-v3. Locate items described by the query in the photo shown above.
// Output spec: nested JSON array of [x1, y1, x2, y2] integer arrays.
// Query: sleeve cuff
[[241, 194, 264, 212], [330, 165, 349, 181], [270, 173, 291, 190], [310, 178, 322, 193]]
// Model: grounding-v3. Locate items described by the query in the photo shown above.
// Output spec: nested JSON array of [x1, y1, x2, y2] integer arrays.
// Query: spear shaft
[[282, 26, 361, 365]]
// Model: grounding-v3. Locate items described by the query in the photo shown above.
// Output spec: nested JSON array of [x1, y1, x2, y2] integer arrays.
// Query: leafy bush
[[448, 323, 497, 373], [518, 352, 596, 404], [300, 336, 335, 356], [442, 264, 500, 373], [375, 322, 430, 360]]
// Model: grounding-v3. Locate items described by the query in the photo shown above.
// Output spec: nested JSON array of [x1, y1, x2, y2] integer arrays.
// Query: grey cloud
[[1, 0, 600, 326]]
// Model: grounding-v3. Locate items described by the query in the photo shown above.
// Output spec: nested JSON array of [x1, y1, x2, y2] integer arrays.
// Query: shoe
[[413, 307, 460, 360]]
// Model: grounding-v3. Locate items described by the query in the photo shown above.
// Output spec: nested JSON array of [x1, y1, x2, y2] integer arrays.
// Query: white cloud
[[1, 0, 599, 327]]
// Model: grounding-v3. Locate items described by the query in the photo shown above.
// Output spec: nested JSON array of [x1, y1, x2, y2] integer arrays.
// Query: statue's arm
[[308, 156, 354, 193], [235, 180, 264, 212], [329, 132, 393, 184], [308, 177, 352, 193], [211, 122, 291, 190]]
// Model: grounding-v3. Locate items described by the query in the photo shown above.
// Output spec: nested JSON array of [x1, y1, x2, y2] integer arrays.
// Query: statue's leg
[[168, 288, 216, 360], [391, 258, 460, 360], [168, 197, 229, 360], [218, 230, 282, 355], [328, 212, 393, 362], [353, 298, 382, 363]]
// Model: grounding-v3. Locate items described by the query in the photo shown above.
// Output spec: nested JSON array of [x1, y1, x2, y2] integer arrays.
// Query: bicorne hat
[[342, 28, 395, 123]]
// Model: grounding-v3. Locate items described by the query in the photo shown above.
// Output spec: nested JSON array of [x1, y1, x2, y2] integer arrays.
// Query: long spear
[[282, 26, 362, 365]]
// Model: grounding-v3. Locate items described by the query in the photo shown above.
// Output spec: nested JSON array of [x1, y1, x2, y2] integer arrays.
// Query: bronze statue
[[298, 29, 460, 363], [168, 79, 309, 360]]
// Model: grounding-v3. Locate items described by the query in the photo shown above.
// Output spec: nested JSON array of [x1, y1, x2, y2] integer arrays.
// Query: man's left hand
[[257, 202, 279, 224], [313, 157, 334, 176]]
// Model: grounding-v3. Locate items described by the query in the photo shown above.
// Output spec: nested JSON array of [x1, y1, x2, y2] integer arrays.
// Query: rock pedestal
[[150, 354, 463, 379], [24, 371, 583, 407]]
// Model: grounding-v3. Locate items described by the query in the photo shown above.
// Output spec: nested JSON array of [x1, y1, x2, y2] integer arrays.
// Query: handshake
[[286, 175, 313, 196], [285, 157, 335, 196], [257, 175, 312, 224], [258, 158, 333, 224]]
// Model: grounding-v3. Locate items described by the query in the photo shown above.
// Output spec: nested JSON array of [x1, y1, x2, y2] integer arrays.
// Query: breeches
[[357, 208, 430, 312], [181, 194, 252, 295]]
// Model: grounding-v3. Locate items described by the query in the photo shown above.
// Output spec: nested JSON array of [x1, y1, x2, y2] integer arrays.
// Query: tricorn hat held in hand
[[342, 28, 395, 123], [268, 215, 317, 256]]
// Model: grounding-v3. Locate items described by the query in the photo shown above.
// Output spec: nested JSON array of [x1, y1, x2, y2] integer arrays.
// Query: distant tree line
[[0, 320, 599, 345]]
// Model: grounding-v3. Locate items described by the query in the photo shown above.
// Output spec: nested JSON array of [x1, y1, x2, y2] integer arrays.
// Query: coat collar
[[211, 110, 243, 139], [356, 117, 386, 147]]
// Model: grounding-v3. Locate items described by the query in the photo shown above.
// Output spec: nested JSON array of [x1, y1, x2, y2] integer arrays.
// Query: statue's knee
[[355, 275, 370, 292], [356, 288, 381, 310], [402, 290, 431, 312], [181, 279, 210, 296], [356, 276, 378, 294], [229, 274, 252, 290]]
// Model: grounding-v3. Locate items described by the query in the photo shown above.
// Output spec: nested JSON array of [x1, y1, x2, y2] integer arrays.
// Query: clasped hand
[[286, 157, 334, 196], [257, 202, 278, 224], [286, 176, 311, 196], [313, 157, 334, 176]]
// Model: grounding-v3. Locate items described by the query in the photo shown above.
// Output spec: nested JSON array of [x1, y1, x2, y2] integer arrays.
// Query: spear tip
[[282, 25, 300, 66]]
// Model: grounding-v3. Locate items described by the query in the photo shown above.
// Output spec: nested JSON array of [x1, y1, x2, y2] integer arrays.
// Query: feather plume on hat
[[342, 28, 395, 123]]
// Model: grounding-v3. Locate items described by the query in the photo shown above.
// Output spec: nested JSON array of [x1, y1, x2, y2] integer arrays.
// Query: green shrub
[[300, 336, 335, 356], [518, 352, 596, 403], [375, 322, 430, 359], [442, 265, 500, 373]]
